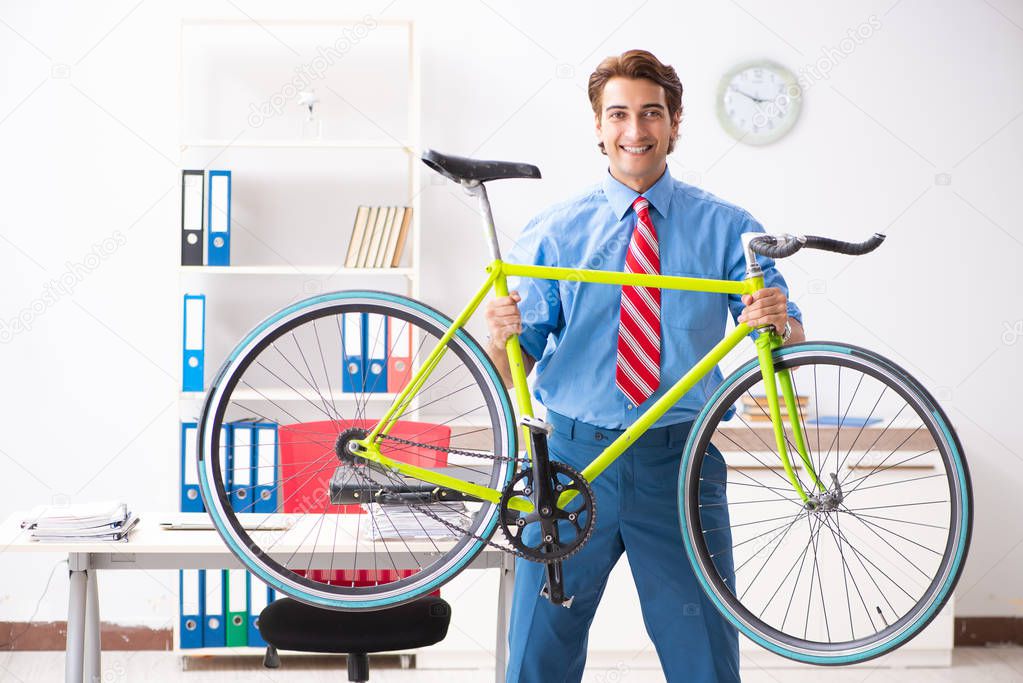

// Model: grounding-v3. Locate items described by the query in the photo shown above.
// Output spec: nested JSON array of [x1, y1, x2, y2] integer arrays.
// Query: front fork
[[754, 331, 825, 503]]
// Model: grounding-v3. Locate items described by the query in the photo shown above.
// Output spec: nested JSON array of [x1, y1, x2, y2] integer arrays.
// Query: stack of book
[[740, 393, 811, 422], [20, 501, 138, 543], [363, 502, 467, 541], [343, 205, 413, 268]]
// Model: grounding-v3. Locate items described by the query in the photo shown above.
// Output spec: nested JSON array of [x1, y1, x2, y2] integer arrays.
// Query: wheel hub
[[805, 472, 844, 512], [335, 427, 369, 465]]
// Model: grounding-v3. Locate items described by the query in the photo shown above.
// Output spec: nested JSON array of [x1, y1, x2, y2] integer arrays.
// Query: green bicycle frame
[[354, 260, 824, 511]]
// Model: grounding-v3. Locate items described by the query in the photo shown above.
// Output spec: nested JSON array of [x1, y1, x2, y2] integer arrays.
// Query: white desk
[[0, 512, 515, 683]]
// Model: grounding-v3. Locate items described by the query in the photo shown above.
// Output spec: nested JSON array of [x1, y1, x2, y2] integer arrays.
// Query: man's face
[[595, 76, 680, 191]]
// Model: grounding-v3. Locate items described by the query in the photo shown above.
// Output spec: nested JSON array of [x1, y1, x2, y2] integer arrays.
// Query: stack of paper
[[20, 501, 139, 543], [363, 502, 468, 541]]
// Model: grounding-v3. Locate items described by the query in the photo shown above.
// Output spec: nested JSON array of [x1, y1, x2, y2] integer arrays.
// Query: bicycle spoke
[[739, 394, 812, 494], [758, 523, 812, 620], [844, 471, 945, 496], [703, 450, 803, 507], [700, 478, 795, 494], [844, 511, 946, 531], [829, 511, 855, 639], [780, 515, 820, 632], [336, 314, 371, 422], [288, 330, 345, 427], [712, 428, 807, 494], [838, 405, 911, 487], [703, 511, 802, 533], [350, 467, 421, 571], [843, 437, 932, 496], [839, 506, 942, 573], [804, 511, 830, 641], [825, 519, 914, 606], [813, 364, 821, 474], [373, 467, 448, 556], [303, 493, 335, 576], [849, 500, 948, 512], [237, 382, 307, 425], [840, 508, 944, 557], [833, 384, 886, 475], [821, 513, 878, 635], [313, 320, 344, 425], [737, 510, 807, 601], [840, 449, 934, 488], [730, 514, 807, 570]]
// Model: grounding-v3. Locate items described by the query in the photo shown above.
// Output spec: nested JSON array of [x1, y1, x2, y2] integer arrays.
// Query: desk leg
[[84, 569, 100, 683], [65, 555, 88, 683], [494, 554, 515, 683]]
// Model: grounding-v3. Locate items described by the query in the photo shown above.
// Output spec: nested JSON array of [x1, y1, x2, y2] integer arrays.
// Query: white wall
[[1, 0, 1020, 638]]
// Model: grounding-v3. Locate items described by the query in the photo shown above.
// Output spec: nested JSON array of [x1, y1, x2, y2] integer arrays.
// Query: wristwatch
[[780, 320, 792, 343]]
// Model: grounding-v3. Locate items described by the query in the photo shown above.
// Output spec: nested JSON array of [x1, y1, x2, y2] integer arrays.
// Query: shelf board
[[181, 139, 412, 151], [182, 389, 399, 403], [179, 266, 414, 277]]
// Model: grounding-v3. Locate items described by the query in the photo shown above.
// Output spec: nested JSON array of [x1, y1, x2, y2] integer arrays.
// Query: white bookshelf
[[175, 16, 421, 655], [179, 265, 415, 277]]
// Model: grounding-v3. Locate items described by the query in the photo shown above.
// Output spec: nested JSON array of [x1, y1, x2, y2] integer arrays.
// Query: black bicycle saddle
[[421, 149, 541, 184]]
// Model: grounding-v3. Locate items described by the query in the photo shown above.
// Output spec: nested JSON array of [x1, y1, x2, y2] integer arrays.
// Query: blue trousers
[[506, 411, 739, 682]]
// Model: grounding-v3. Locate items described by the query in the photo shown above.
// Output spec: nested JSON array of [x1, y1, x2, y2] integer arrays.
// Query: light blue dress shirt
[[507, 165, 803, 430]]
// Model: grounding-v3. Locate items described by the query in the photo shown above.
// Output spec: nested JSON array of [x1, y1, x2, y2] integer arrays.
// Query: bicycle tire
[[679, 342, 971, 664], [197, 290, 517, 610]]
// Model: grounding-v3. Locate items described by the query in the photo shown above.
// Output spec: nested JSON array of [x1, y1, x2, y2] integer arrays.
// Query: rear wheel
[[197, 290, 517, 610], [680, 342, 971, 664]]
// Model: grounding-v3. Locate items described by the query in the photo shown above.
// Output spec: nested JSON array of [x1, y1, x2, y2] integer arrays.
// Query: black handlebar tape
[[749, 235, 803, 259], [803, 233, 886, 255]]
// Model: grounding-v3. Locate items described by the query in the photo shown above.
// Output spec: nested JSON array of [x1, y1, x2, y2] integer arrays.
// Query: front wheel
[[679, 342, 971, 665]]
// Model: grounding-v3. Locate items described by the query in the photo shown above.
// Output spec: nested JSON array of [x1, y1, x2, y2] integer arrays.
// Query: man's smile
[[620, 144, 654, 155]]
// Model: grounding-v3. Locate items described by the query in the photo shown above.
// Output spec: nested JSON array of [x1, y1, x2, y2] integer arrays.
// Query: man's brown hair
[[588, 49, 684, 154]]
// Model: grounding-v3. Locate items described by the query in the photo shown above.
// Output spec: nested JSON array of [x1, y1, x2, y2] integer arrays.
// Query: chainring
[[499, 460, 596, 563]]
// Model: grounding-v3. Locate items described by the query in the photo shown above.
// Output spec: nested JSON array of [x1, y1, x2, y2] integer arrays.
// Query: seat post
[[462, 180, 502, 261]]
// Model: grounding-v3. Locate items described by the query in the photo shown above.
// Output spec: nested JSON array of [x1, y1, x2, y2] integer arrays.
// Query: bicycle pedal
[[540, 583, 574, 608], [519, 415, 554, 436]]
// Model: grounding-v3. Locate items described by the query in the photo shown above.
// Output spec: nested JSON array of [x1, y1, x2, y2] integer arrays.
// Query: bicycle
[[198, 149, 972, 665]]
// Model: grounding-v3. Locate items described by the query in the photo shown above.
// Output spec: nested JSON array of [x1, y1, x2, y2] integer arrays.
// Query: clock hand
[[729, 86, 772, 104]]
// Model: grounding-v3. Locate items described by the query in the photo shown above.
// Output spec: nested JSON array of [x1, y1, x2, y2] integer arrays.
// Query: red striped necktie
[[615, 196, 661, 406]]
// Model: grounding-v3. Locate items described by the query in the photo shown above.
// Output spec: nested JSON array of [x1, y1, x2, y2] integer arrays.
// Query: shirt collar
[[602, 164, 674, 221]]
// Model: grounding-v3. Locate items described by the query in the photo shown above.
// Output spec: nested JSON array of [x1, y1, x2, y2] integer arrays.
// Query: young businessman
[[484, 50, 805, 682]]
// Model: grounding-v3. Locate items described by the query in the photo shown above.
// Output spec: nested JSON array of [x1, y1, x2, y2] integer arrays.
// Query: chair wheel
[[263, 645, 281, 669]]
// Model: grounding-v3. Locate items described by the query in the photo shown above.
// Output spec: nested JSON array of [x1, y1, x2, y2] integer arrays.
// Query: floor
[[1, 646, 1022, 682]]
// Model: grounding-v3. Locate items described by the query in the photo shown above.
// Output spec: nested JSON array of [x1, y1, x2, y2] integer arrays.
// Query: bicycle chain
[[409, 500, 526, 559], [376, 433, 531, 558], [378, 433, 532, 465]]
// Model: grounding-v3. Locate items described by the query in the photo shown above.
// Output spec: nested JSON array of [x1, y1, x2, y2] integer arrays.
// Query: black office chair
[[257, 596, 452, 682]]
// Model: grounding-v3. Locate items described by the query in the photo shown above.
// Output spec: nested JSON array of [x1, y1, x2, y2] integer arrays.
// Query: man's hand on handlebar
[[738, 287, 788, 334]]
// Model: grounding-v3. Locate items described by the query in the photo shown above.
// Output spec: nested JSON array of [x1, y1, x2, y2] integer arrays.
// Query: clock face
[[716, 60, 802, 145]]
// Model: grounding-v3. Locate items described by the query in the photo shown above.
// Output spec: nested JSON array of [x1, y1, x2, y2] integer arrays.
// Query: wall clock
[[717, 60, 802, 145]]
